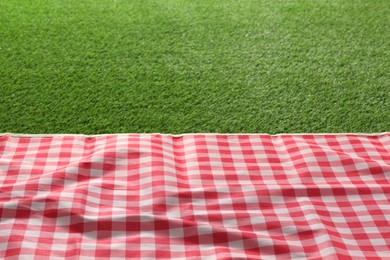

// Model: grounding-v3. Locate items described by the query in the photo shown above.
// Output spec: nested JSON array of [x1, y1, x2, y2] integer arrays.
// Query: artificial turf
[[1, 0, 389, 134]]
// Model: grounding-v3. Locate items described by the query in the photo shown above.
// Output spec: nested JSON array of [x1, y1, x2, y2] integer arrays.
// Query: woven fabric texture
[[0, 134, 389, 259]]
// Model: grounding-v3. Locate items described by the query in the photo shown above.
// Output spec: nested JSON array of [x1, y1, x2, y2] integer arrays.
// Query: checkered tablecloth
[[0, 133, 389, 259]]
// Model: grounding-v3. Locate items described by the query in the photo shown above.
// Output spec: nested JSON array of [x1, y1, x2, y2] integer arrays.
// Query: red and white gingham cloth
[[0, 133, 390, 259]]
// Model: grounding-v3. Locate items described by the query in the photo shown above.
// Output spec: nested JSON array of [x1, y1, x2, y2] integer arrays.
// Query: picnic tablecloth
[[0, 133, 389, 259]]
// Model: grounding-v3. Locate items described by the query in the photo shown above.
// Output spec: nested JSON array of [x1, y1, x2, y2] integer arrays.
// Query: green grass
[[1, 0, 389, 134]]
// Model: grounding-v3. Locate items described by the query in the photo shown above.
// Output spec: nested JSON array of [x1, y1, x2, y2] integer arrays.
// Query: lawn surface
[[1, 0, 389, 134]]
